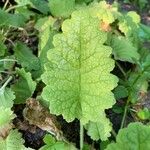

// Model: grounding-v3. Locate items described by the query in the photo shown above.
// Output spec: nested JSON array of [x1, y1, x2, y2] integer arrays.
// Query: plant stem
[[120, 98, 130, 129], [3, 0, 9, 10], [0, 76, 12, 90], [0, 59, 17, 62], [111, 128, 117, 138], [116, 61, 127, 80], [80, 122, 84, 150], [6, 5, 20, 12]]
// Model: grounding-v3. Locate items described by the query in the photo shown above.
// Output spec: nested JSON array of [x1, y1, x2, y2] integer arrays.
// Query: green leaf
[[35, 17, 57, 76], [15, 7, 34, 20], [139, 24, 150, 40], [106, 122, 150, 150], [48, 0, 75, 18], [0, 87, 15, 108], [128, 72, 149, 103], [14, 42, 40, 71], [111, 36, 140, 63], [113, 85, 128, 100], [43, 134, 56, 145], [127, 11, 140, 24], [40, 134, 77, 150], [0, 107, 15, 128], [90, 1, 120, 24], [137, 108, 150, 120], [118, 11, 140, 47], [30, 0, 50, 14], [3, 56, 16, 70], [0, 42, 6, 57], [0, 9, 26, 28], [15, 0, 50, 14], [86, 117, 112, 141], [0, 130, 25, 150], [42, 8, 118, 124], [11, 68, 36, 104]]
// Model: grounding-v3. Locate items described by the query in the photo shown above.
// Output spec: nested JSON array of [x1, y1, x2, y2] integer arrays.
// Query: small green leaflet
[[86, 116, 112, 141], [40, 134, 77, 150], [137, 108, 150, 120], [113, 85, 128, 100], [11, 68, 36, 104], [111, 36, 140, 63], [106, 122, 150, 150], [0, 130, 25, 150], [42, 8, 118, 125], [48, 0, 75, 18], [90, 1, 120, 24], [14, 42, 40, 71]]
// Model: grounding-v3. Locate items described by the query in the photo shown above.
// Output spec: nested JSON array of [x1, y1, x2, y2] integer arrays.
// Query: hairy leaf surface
[[0, 130, 25, 150], [86, 116, 112, 141], [0, 107, 15, 128], [42, 9, 118, 124], [106, 122, 150, 150], [0, 87, 15, 108]]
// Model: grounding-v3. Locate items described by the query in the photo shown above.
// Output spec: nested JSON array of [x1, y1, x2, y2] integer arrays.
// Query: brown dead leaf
[[23, 98, 64, 140], [100, 21, 111, 32]]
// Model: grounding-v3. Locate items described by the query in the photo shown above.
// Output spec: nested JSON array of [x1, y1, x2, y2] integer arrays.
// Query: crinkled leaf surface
[[118, 11, 140, 47], [0, 130, 25, 150], [90, 1, 120, 24], [42, 9, 118, 124], [0, 87, 15, 108], [106, 122, 150, 150], [0, 107, 15, 128], [11, 68, 36, 104], [86, 116, 112, 141], [118, 11, 140, 36]]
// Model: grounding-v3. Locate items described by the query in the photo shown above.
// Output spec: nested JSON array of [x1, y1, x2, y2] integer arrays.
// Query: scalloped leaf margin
[[41, 8, 118, 124]]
